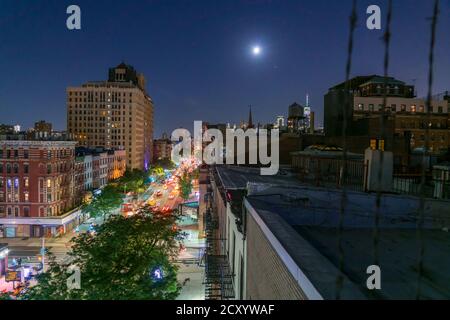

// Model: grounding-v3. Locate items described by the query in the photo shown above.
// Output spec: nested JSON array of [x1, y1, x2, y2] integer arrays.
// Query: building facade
[[0, 140, 82, 238], [153, 133, 172, 162], [324, 76, 450, 155], [67, 62, 154, 170]]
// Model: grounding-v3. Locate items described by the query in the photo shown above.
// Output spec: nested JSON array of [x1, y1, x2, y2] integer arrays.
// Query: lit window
[[411, 105, 416, 113], [47, 179, 52, 188]]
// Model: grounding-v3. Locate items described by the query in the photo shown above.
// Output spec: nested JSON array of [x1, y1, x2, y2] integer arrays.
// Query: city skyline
[[1, 0, 449, 136]]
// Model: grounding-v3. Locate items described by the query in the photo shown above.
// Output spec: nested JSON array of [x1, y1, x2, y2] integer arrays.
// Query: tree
[[154, 158, 176, 170], [24, 206, 182, 300], [117, 169, 147, 194], [82, 185, 123, 220], [179, 171, 193, 201], [22, 252, 82, 300], [0, 292, 12, 300], [150, 166, 165, 182]]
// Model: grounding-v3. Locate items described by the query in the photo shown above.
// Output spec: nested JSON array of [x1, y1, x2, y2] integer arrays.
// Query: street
[[1, 160, 205, 299]]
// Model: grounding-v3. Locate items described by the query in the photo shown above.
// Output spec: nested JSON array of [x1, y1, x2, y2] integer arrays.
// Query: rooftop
[[245, 184, 450, 299], [215, 165, 297, 190]]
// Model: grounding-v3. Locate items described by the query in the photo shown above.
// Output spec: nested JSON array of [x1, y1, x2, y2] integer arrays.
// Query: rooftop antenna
[[306, 94, 309, 107]]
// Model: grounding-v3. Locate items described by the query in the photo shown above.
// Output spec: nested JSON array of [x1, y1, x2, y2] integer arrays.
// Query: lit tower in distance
[[303, 94, 311, 131]]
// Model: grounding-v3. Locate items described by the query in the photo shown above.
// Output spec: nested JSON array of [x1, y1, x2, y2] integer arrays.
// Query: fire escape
[[203, 168, 235, 300]]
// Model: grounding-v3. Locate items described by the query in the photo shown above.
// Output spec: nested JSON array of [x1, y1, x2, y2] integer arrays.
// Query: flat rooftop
[[246, 185, 450, 299], [215, 165, 297, 190]]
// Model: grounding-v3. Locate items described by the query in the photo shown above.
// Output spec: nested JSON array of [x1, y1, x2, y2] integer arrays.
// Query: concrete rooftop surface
[[246, 185, 450, 299]]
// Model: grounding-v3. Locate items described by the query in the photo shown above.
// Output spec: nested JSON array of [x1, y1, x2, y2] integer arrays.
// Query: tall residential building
[[67, 62, 154, 171]]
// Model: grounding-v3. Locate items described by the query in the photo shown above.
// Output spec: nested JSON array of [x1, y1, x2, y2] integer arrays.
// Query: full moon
[[252, 46, 261, 55]]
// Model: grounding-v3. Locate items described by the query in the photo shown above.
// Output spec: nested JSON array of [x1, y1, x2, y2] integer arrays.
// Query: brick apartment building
[[0, 136, 127, 238], [0, 139, 80, 237]]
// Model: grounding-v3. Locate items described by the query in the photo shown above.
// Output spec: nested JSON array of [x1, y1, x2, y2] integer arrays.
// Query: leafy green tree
[[154, 158, 176, 170], [150, 166, 165, 182], [22, 252, 82, 300], [24, 206, 182, 300], [82, 185, 123, 220], [118, 169, 147, 194], [0, 291, 12, 300], [179, 171, 193, 201]]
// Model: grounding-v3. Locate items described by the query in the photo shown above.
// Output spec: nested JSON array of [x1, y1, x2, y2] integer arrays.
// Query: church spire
[[248, 105, 254, 129]]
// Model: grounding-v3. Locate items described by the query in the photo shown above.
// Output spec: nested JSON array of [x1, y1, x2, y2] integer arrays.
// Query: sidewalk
[[176, 226, 206, 300], [1, 232, 75, 248]]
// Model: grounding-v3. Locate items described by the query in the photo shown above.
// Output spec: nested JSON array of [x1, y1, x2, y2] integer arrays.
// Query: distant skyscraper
[[67, 62, 154, 170], [303, 94, 311, 131]]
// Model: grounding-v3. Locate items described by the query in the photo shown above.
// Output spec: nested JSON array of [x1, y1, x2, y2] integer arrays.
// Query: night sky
[[0, 0, 449, 137]]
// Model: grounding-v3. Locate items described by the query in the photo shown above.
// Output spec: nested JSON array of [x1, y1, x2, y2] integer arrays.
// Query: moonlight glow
[[252, 46, 261, 55]]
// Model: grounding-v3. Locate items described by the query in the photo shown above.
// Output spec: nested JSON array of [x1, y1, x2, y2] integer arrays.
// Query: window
[[369, 104, 374, 112], [24, 163, 29, 174], [419, 105, 424, 113], [47, 164, 52, 174], [14, 207, 19, 217], [0, 163, 2, 173], [401, 104, 406, 112], [47, 179, 51, 188], [6, 163, 11, 174], [391, 104, 397, 112], [429, 106, 434, 113], [23, 207, 30, 217], [24, 150, 29, 159], [24, 192, 29, 202], [24, 177, 29, 187], [411, 105, 416, 113], [13, 163, 18, 174], [358, 103, 364, 111], [438, 106, 443, 113]]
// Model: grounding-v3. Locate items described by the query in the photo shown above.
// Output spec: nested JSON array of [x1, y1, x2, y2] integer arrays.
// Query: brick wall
[[246, 212, 307, 300]]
